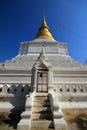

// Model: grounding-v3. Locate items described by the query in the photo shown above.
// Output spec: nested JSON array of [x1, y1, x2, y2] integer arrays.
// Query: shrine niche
[[31, 48, 53, 93]]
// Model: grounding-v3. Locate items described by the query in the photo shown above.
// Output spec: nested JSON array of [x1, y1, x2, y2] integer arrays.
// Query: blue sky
[[0, 0, 87, 63]]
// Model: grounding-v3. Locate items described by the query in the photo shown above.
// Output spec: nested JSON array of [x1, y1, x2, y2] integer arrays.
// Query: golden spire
[[34, 17, 54, 40]]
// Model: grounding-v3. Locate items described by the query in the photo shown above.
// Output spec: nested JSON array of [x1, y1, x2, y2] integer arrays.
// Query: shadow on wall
[[3, 109, 22, 129], [0, 84, 31, 129], [0, 84, 31, 109]]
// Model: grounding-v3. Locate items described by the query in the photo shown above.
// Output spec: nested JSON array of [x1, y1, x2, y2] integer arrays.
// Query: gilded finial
[[43, 16, 46, 24], [34, 17, 54, 40], [40, 16, 48, 30]]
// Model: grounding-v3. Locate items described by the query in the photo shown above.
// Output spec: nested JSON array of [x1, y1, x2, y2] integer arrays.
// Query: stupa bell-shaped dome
[[34, 17, 54, 40]]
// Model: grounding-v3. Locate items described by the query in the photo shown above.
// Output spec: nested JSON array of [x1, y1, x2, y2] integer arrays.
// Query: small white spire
[[38, 48, 47, 61]]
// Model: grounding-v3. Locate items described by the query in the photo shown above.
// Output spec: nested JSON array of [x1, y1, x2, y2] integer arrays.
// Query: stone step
[[32, 113, 52, 120], [31, 94, 54, 129], [33, 101, 50, 107], [31, 120, 54, 128], [32, 107, 51, 113], [34, 96, 48, 98], [34, 93, 48, 97], [34, 98, 49, 103], [32, 109, 51, 114], [30, 128, 54, 130]]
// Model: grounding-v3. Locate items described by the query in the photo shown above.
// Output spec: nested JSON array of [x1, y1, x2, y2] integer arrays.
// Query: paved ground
[[0, 109, 87, 130], [62, 109, 87, 130]]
